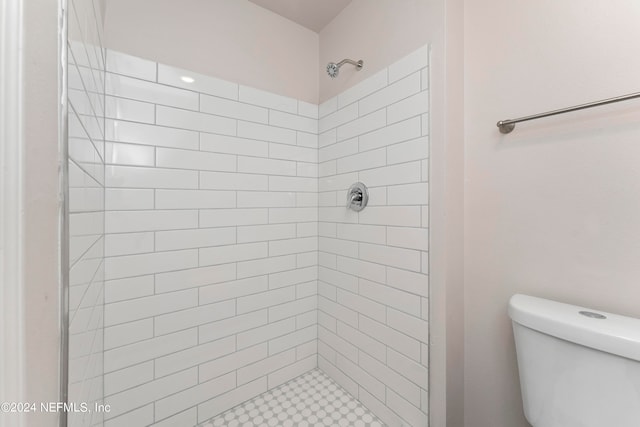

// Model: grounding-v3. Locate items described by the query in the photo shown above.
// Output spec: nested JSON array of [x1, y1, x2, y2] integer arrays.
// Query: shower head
[[327, 63, 340, 78], [326, 59, 363, 79]]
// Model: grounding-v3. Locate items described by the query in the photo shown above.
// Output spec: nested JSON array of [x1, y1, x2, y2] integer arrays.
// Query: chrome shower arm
[[336, 59, 363, 69]]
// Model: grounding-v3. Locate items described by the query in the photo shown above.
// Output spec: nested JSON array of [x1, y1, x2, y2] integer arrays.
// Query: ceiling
[[248, 0, 353, 33]]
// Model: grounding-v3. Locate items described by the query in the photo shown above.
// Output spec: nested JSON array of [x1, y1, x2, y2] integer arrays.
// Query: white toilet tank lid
[[509, 294, 640, 362]]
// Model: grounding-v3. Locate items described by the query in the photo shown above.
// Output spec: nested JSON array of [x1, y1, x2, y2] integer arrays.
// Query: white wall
[[103, 0, 319, 104], [464, 1, 640, 426], [101, 50, 319, 426], [67, 0, 107, 425], [316, 46, 430, 427]]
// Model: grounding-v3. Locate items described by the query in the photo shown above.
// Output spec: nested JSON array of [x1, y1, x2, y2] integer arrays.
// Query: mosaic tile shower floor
[[200, 369, 385, 427]]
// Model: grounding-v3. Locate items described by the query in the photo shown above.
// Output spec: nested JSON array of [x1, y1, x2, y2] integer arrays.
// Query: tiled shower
[[101, 50, 320, 424], [66, 2, 430, 426]]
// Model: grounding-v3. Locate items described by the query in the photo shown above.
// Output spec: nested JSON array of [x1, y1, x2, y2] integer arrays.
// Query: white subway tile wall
[[89, 44, 429, 427], [318, 45, 430, 427], [67, 0, 106, 426], [102, 50, 319, 426]]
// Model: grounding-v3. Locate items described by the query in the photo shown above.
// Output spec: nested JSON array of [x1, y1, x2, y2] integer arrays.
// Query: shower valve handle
[[346, 182, 369, 212]]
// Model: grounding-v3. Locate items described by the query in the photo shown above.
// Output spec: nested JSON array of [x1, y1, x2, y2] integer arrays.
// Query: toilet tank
[[508, 294, 640, 427]]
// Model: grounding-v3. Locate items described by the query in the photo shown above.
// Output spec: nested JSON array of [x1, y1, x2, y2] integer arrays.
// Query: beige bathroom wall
[[464, 1, 640, 426], [21, 0, 61, 426], [442, 1, 465, 426], [103, 0, 319, 103]]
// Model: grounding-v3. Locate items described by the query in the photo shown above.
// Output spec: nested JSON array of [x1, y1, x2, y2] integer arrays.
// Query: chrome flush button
[[579, 311, 607, 319]]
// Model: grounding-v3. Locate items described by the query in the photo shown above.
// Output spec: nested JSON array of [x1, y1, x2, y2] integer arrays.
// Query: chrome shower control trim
[[346, 182, 368, 212]]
